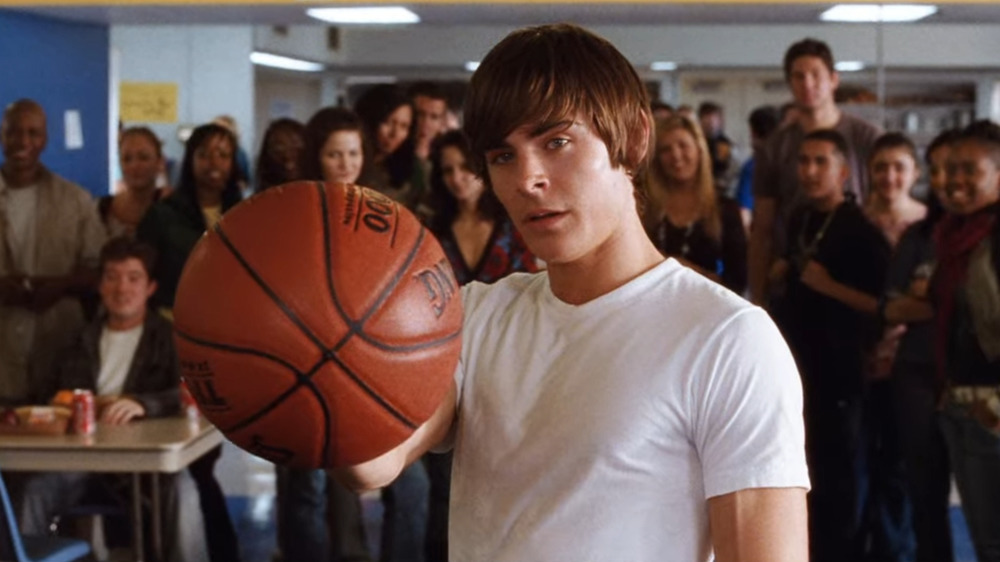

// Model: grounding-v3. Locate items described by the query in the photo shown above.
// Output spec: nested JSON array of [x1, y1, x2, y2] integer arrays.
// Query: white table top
[[0, 416, 224, 473]]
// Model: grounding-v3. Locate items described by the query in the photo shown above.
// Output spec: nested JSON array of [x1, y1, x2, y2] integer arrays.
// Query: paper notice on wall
[[64, 110, 84, 150], [269, 100, 294, 119], [120, 82, 178, 123]]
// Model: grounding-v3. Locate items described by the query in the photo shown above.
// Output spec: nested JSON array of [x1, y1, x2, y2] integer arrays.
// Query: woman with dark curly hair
[[255, 118, 305, 193]]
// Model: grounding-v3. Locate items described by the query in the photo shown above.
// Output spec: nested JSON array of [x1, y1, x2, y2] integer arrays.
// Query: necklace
[[794, 204, 840, 270], [657, 219, 696, 258]]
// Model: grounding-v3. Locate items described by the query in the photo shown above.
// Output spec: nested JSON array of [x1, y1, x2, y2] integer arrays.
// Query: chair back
[[0, 471, 29, 562]]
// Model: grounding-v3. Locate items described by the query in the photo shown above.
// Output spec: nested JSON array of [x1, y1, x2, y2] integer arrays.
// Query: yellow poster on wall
[[120, 82, 178, 123]]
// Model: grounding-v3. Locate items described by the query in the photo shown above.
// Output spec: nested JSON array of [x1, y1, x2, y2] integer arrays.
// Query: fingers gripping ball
[[173, 182, 462, 468]]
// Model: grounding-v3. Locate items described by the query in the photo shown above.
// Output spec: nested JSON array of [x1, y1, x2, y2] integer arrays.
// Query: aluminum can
[[72, 389, 96, 436], [180, 380, 200, 422]]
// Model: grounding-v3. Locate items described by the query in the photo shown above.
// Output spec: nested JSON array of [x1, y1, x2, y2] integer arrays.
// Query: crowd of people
[[0, 22, 998, 562]]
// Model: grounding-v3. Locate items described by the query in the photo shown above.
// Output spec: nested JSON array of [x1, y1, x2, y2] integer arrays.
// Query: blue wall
[[0, 10, 109, 196]]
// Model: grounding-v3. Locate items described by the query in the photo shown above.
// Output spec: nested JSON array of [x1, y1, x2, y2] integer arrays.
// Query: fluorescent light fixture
[[250, 52, 324, 72], [650, 61, 678, 71], [306, 6, 420, 25], [820, 4, 938, 23], [835, 61, 865, 72], [465, 61, 480, 72], [344, 75, 398, 86]]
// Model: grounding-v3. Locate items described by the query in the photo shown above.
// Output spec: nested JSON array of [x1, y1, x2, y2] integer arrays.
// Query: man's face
[[1, 107, 47, 175], [413, 95, 447, 145], [797, 139, 847, 207], [485, 113, 636, 267], [945, 140, 1000, 215], [100, 258, 156, 325], [698, 112, 722, 137], [787, 56, 839, 111]]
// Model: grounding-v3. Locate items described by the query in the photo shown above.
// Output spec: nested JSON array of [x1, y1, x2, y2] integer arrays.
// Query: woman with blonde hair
[[645, 115, 747, 293]]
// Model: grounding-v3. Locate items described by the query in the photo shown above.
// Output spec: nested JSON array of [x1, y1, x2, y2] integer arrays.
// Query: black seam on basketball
[[323, 351, 417, 430], [299, 373, 338, 466], [317, 182, 360, 334], [390, 203, 399, 248], [330, 226, 426, 353], [175, 328, 302, 374], [213, 224, 329, 352], [356, 327, 462, 353], [352, 187, 364, 232], [359, 226, 426, 327], [219, 356, 327, 434]]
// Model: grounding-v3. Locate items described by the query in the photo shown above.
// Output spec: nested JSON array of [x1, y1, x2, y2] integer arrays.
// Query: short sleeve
[[691, 308, 810, 498], [65, 182, 107, 269]]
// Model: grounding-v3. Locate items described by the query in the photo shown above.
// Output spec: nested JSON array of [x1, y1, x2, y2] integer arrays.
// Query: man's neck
[[870, 192, 908, 216], [547, 213, 664, 306], [811, 192, 844, 213], [415, 139, 432, 161], [798, 103, 841, 132], [1, 164, 41, 188], [106, 311, 145, 332]]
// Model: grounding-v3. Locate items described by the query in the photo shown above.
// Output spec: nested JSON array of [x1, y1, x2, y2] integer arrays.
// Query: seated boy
[[12, 236, 180, 539]]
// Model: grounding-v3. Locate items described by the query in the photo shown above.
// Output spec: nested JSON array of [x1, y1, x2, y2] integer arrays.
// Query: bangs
[[464, 24, 651, 187]]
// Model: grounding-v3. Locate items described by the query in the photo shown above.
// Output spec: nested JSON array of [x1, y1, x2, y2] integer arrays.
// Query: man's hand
[[800, 260, 833, 295], [26, 277, 67, 312], [100, 397, 146, 425]]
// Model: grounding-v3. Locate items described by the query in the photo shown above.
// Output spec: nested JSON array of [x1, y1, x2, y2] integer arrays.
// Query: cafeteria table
[[0, 416, 223, 562]]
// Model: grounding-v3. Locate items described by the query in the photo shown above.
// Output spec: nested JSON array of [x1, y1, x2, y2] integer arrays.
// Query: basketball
[[172, 181, 463, 468]]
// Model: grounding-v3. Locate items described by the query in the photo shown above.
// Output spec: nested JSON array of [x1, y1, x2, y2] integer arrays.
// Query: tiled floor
[[216, 441, 978, 562]]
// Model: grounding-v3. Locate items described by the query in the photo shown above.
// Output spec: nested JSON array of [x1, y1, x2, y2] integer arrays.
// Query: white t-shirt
[[97, 324, 143, 397], [449, 259, 810, 562]]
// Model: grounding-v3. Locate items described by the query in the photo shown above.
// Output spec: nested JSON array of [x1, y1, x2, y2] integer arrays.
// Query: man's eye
[[547, 138, 569, 149], [489, 151, 513, 165]]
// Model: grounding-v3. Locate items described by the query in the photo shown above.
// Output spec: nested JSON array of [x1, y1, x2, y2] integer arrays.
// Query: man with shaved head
[[0, 98, 106, 404]]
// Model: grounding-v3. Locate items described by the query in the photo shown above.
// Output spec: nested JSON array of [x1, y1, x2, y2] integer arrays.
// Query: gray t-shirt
[[753, 112, 882, 254]]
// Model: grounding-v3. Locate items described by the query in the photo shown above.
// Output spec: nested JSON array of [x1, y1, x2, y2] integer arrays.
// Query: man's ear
[[145, 280, 158, 301]]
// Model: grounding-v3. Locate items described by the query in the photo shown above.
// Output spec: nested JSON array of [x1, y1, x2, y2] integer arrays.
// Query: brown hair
[[100, 236, 157, 278], [463, 24, 651, 189], [647, 115, 721, 242], [119, 126, 163, 159], [783, 38, 836, 81]]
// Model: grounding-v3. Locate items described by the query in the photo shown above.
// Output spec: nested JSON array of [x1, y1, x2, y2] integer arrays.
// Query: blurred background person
[[255, 118, 305, 193], [99, 127, 170, 238], [137, 122, 244, 562], [354, 84, 425, 214], [291, 106, 430, 562], [423, 129, 538, 562], [733, 105, 781, 230], [645, 115, 747, 294], [882, 129, 961, 562], [697, 101, 741, 199]]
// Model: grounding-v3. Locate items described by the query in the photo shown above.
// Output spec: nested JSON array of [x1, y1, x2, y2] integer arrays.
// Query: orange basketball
[[172, 182, 462, 468]]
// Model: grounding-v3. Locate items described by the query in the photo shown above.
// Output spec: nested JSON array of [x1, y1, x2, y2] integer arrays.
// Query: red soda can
[[72, 389, 96, 436], [179, 380, 200, 422]]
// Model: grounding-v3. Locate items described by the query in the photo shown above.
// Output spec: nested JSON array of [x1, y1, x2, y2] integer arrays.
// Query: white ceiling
[[12, 2, 1000, 26]]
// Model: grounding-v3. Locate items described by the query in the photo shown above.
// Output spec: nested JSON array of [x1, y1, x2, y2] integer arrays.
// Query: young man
[[338, 24, 809, 561], [769, 129, 890, 562], [0, 99, 107, 404], [13, 236, 180, 540], [408, 81, 450, 163], [697, 101, 740, 199], [749, 38, 882, 305]]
